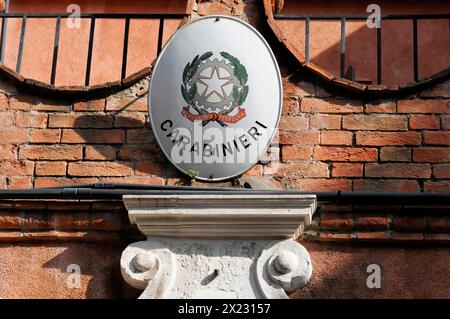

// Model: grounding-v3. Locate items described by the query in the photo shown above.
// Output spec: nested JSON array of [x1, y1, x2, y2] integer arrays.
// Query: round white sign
[[149, 15, 282, 181]]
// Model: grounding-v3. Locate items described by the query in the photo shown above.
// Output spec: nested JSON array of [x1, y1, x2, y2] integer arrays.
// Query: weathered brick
[[320, 212, 353, 231], [34, 177, 97, 188], [68, 162, 132, 177], [424, 182, 450, 192], [320, 131, 353, 146], [331, 163, 363, 177], [277, 162, 329, 178], [29, 129, 61, 143], [391, 216, 425, 232], [365, 163, 431, 178], [314, 147, 378, 162], [20, 145, 83, 160], [0, 212, 22, 229], [317, 232, 353, 241], [49, 114, 113, 128], [356, 232, 388, 240], [0, 145, 16, 160], [242, 164, 263, 178], [365, 101, 396, 113], [101, 176, 165, 185], [343, 115, 407, 131], [47, 202, 91, 211], [9, 97, 32, 111], [432, 165, 450, 178], [106, 96, 147, 112], [0, 111, 14, 127], [282, 98, 299, 115], [135, 161, 166, 176], [354, 215, 388, 231], [198, 2, 232, 15], [419, 84, 450, 98], [288, 179, 352, 191], [353, 179, 420, 192], [423, 131, 450, 145], [279, 116, 308, 130], [279, 131, 319, 145], [73, 99, 105, 111], [0, 161, 34, 176], [7, 176, 32, 189], [85, 145, 116, 160], [114, 113, 146, 128], [0, 177, 6, 188], [397, 99, 449, 114], [118, 145, 159, 160], [61, 129, 125, 144], [22, 213, 56, 230], [281, 146, 312, 161], [310, 114, 341, 129], [0, 128, 28, 144], [283, 81, 311, 98], [409, 116, 440, 130], [356, 132, 421, 146], [56, 213, 90, 230], [35, 162, 67, 176], [15, 112, 47, 128], [442, 116, 450, 130], [390, 232, 424, 241], [301, 99, 363, 113], [126, 129, 155, 144], [10, 97, 68, 111], [424, 234, 450, 242], [427, 216, 450, 233], [413, 148, 450, 163], [380, 147, 411, 162], [0, 93, 9, 111]]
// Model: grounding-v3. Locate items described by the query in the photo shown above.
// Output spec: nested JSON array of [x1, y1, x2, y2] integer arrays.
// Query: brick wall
[[0, 0, 448, 192], [305, 203, 450, 242], [279, 75, 450, 192], [0, 0, 449, 299], [1, 74, 449, 191]]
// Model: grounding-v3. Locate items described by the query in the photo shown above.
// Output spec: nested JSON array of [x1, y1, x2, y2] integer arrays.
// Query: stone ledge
[[124, 194, 317, 239]]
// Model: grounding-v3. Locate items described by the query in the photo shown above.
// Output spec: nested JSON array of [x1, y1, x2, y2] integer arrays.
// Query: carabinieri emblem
[[181, 51, 249, 127]]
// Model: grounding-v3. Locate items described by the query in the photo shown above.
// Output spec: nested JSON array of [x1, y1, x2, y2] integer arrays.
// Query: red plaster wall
[[1, 0, 187, 85], [0, 242, 140, 298], [0, 241, 448, 298]]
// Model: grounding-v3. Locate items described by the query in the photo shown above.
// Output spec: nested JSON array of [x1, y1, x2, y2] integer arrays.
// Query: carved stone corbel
[[120, 194, 317, 299]]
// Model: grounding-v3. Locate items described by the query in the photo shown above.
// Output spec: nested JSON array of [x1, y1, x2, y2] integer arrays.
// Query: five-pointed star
[[196, 66, 234, 102]]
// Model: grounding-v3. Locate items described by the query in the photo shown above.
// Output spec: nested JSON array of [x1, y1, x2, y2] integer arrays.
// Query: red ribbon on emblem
[[181, 107, 246, 124]]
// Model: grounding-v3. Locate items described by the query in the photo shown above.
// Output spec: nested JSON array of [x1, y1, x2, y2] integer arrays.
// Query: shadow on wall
[[34, 240, 450, 298], [42, 241, 142, 299], [71, 103, 185, 183]]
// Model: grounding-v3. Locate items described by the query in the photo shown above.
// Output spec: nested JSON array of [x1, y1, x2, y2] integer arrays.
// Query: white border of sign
[[148, 15, 282, 182]]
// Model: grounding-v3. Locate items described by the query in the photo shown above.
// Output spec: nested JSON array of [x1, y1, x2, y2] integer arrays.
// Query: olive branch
[[181, 51, 213, 115], [219, 51, 249, 115]]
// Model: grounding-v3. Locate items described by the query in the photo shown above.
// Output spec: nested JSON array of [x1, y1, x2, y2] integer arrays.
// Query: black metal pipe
[[0, 185, 449, 205]]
